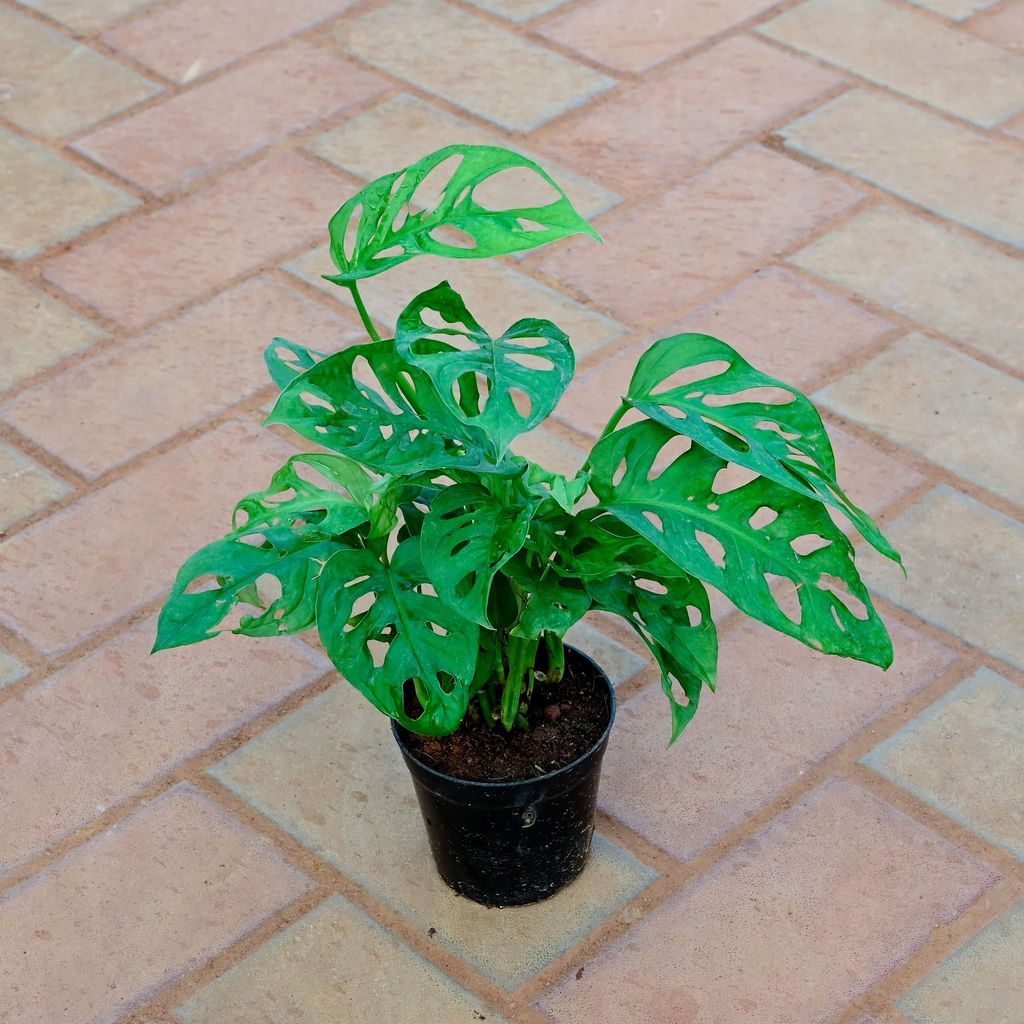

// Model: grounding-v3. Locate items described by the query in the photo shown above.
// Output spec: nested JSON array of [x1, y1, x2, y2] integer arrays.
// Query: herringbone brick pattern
[[1, 0, 1022, 1020]]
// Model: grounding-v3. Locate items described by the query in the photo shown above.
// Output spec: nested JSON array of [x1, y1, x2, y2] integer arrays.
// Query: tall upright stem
[[346, 281, 381, 343]]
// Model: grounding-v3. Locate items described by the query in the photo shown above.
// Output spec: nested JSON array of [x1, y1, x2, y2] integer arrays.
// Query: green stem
[[346, 281, 381, 343], [501, 634, 539, 731], [544, 631, 565, 684], [598, 398, 630, 441]]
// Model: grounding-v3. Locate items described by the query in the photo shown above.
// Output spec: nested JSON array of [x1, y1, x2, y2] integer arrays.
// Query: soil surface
[[400, 649, 611, 783]]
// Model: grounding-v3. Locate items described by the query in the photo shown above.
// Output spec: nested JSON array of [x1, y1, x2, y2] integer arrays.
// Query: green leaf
[[316, 537, 479, 735], [522, 460, 590, 513], [232, 453, 373, 540], [502, 553, 591, 638], [265, 340, 512, 477], [395, 282, 574, 454], [587, 569, 717, 744], [625, 334, 900, 563], [421, 483, 536, 626], [154, 529, 342, 651], [324, 145, 599, 282], [589, 420, 893, 668], [264, 337, 326, 390]]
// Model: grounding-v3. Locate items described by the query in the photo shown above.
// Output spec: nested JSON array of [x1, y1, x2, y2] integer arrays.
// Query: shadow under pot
[[392, 645, 616, 908]]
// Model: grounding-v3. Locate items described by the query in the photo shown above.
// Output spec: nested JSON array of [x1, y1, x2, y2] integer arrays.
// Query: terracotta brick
[[534, 36, 840, 195], [43, 153, 352, 329], [465, 0, 568, 19], [0, 442, 69, 529], [539, 0, 783, 72], [76, 42, 387, 196], [176, 896, 508, 1024], [0, 6, 159, 138], [792, 205, 1024, 373], [0, 650, 28, 689], [285, 244, 627, 359], [536, 145, 861, 326], [0, 271, 105, 392], [2, 276, 361, 478], [16, 0, 157, 32], [103, 0, 365, 83], [906, 0, 1002, 19], [0, 127, 135, 261], [818, 334, 1024, 506], [863, 487, 1024, 670], [601, 619, 954, 859], [864, 668, 1024, 860], [969, 0, 1024, 55], [510, 424, 588, 478], [0, 419, 294, 656], [0, 617, 327, 874], [304, 92, 619, 221], [760, 0, 1024, 128], [781, 90, 1024, 250], [0, 785, 311, 1024], [898, 900, 1024, 1023], [333, 0, 613, 132], [211, 684, 656, 990], [541, 778, 997, 1023]]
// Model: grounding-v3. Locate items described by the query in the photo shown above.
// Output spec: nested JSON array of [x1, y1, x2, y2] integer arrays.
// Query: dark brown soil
[[400, 649, 610, 783]]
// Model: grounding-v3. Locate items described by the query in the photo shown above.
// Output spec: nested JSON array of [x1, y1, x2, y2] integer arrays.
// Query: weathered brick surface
[[3, 1, 1023, 1020]]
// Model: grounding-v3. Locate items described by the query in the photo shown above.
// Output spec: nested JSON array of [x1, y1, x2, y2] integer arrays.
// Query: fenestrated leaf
[[265, 341, 515, 477], [626, 334, 900, 563], [421, 483, 536, 626], [395, 282, 574, 454], [587, 569, 717, 744], [153, 528, 342, 651], [324, 145, 599, 282], [559, 509, 692, 581], [589, 420, 893, 668], [232, 453, 373, 541], [502, 552, 591, 638], [316, 537, 479, 735], [264, 337, 326, 390]]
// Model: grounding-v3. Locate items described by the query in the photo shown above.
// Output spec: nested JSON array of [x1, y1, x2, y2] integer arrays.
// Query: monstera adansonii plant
[[153, 144, 900, 744]]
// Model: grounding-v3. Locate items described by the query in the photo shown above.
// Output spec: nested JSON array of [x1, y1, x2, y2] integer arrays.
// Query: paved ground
[[1, 0, 1023, 1020]]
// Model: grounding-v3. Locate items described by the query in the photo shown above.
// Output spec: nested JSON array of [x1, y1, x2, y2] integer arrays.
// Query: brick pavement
[[0, 0, 1022, 1020]]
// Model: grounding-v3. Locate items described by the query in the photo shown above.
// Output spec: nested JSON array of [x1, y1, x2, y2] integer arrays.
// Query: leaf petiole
[[345, 280, 382, 343]]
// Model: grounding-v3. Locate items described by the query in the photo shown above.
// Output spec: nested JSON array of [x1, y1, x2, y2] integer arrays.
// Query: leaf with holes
[[625, 334, 900, 563], [502, 552, 591, 638], [264, 337, 327, 390], [587, 569, 716, 743], [395, 282, 574, 455], [153, 528, 343, 652], [316, 537, 479, 735], [265, 340, 513, 477], [324, 145, 599, 283], [589, 420, 893, 668], [421, 483, 537, 626], [232, 453, 373, 541]]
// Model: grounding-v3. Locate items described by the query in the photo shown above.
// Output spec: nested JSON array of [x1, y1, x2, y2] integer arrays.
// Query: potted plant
[[154, 145, 899, 907]]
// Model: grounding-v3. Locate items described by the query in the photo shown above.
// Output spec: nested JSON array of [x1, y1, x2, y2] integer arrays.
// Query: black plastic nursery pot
[[392, 646, 616, 908]]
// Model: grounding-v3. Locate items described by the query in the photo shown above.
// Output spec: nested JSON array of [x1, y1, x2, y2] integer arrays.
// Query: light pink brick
[[2, 276, 360, 479], [536, 145, 860, 326], [0, 617, 327, 875], [75, 42, 387, 197], [44, 153, 353, 330], [0, 785, 310, 1024], [0, 419, 293, 656], [533, 35, 841, 194], [969, 1, 1024, 55], [600, 619, 954, 859], [542, 779, 996, 1024], [104, 0, 365, 83]]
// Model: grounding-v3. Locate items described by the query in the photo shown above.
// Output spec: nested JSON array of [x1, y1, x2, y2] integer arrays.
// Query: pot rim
[[391, 644, 617, 791]]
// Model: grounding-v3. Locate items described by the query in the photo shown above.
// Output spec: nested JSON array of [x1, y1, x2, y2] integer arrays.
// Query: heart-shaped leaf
[[626, 334, 900, 562], [587, 568, 717, 743], [316, 538, 479, 735], [395, 282, 574, 455], [589, 420, 893, 668], [324, 145, 599, 282], [264, 338, 326, 390], [154, 529, 343, 651], [232, 453, 373, 540], [265, 341, 513, 477], [421, 483, 536, 626]]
